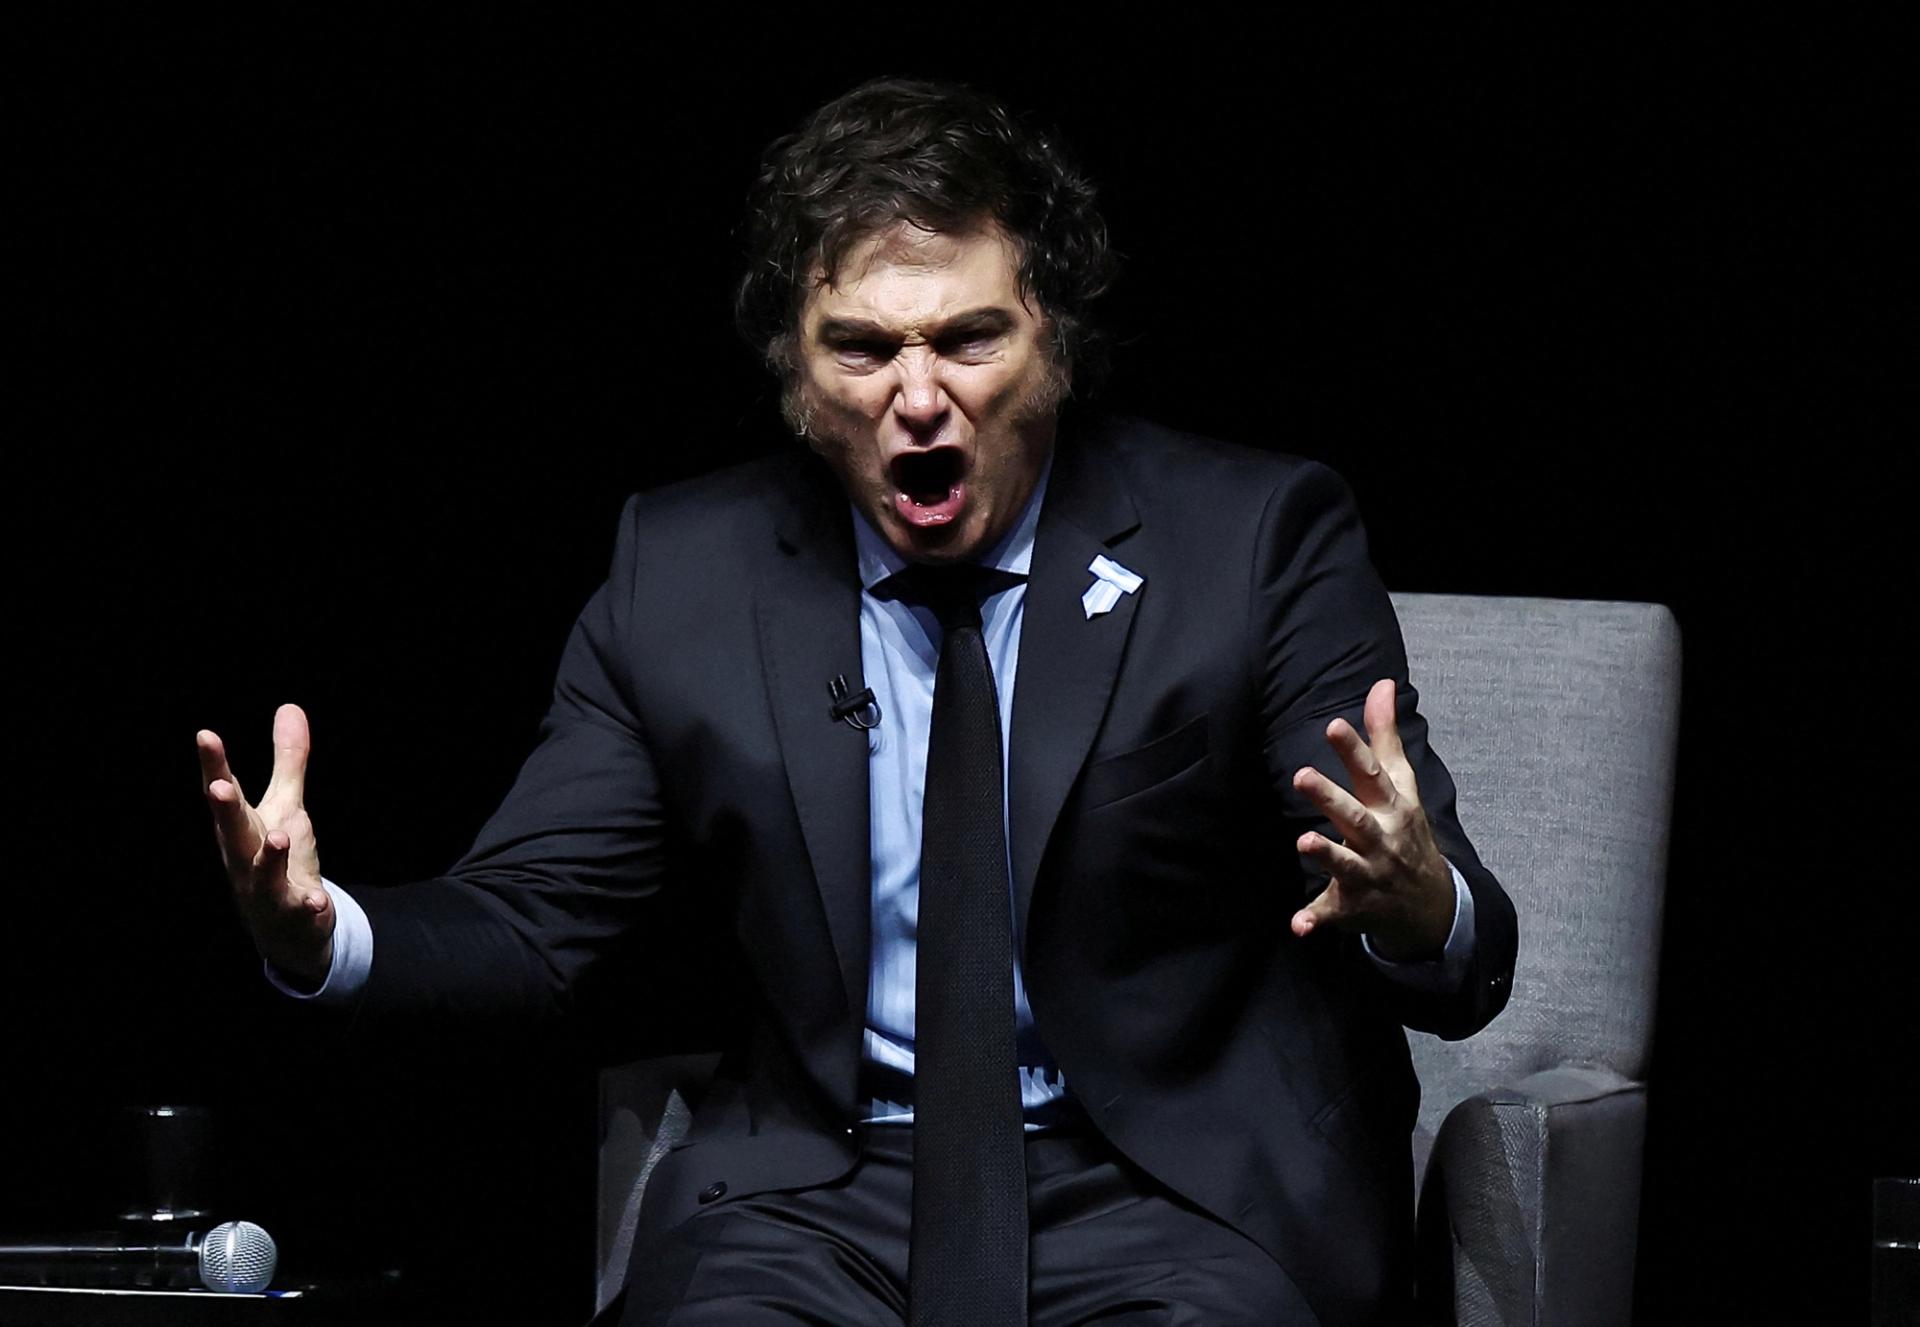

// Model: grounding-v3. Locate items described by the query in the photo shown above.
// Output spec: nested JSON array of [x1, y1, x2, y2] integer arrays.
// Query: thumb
[[262, 703, 312, 807]]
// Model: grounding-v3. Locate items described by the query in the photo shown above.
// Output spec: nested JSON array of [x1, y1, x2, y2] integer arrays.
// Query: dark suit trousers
[[608, 1124, 1320, 1326]]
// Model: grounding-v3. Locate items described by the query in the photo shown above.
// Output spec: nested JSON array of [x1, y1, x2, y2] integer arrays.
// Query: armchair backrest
[[1388, 593, 1682, 1181]]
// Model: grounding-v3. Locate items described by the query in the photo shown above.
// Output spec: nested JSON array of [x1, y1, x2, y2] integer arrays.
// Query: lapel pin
[[1082, 555, 1144, 619]]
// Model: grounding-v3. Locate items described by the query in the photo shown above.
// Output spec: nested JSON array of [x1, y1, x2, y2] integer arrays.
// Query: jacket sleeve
[[1250, 461, 1517, 1040], [352, 494, 719, 1051]]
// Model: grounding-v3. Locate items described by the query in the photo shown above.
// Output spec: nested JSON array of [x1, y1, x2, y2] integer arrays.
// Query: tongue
[[891, 450, 966, 526], [894, 482, 966, 526]]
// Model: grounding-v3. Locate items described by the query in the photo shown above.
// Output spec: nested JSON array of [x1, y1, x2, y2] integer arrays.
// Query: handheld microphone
[[0, 1220, 278, 1293]]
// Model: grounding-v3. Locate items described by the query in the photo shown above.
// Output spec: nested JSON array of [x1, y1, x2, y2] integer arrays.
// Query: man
[[199, 78, 1516, 1324]]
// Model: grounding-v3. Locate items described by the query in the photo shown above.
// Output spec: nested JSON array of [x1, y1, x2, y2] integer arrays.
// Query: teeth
[[896, 481, 961, 520], [892, 448, 963, 499]]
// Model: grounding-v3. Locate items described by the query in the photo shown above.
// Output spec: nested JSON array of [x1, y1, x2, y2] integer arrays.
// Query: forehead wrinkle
[[820, 290, 979, 340], [869, 220, 959, 268], [805, 221, 1032, 343], [822, 231, 960, 311]]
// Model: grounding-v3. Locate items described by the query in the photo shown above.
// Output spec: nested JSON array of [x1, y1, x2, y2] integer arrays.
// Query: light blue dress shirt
[[278, 461, 1479, 1135], [850, 458, 1069, 1127]]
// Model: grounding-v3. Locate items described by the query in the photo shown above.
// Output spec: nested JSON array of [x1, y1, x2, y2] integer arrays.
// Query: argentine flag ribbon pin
[[1082, 554, 1144, 619]]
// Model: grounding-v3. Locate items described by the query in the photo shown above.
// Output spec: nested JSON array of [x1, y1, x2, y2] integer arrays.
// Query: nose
[[890, 347, 949, 443]]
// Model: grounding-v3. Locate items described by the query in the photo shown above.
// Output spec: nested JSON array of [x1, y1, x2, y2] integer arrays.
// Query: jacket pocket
[[1077, 713, 1210, 810], [1309, 1053, 1419, 1176]]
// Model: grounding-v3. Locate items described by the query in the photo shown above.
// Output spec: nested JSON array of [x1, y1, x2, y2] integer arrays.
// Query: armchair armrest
[[597, 1053, 721, 1317], [1415, 1066, 1647, 1326]]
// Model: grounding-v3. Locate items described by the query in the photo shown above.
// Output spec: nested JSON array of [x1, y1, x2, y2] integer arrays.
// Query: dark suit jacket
[[356, 413, 1517, 1323]]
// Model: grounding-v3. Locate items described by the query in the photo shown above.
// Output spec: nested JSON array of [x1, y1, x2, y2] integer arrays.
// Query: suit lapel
[[749, 427, 1142, 1029], [1009, 423, 1143, 953], [755, 456, 873, 1045]]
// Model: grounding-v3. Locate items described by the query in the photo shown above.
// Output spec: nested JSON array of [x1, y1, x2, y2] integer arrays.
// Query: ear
[[779, 365, 820, 447], [1033, 316, 1074, 407]]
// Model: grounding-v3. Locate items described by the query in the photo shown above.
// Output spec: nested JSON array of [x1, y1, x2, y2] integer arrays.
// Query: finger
[[242, 823, 289, 903], [261, 704, 312, 807], [1323, 715, 1396, 807], [1296, 829, 1370, 886], [1362, 678, 1422, 805], [1363, 678, 1408, 764], [1291, 872, 1348, 937], [196, 729, 245, 802], [281, 807, 323, 882], [1291, 766, 1379, 849], [205, 777, 256, 860], [252, 821, 320, 893], [249, 828, 333, 965], [198, 730, 259, 862]]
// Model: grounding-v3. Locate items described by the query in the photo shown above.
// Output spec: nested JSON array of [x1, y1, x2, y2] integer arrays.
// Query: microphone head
[[196, 1220, 277, 1293]]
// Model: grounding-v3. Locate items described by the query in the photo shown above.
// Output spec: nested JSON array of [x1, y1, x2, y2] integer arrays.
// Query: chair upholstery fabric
[[1416, 1067, 1647, 1326], [597, 1055, 714, 1316], [1391, 594, 1681, 1325]]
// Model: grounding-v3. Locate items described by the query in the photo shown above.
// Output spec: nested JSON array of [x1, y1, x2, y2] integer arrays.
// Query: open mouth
[[891, 447, 965, 505], [888, 448, 969, 527]]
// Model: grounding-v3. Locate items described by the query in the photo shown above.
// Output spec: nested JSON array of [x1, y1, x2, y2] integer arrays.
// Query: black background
[[11, 12, 1908, 1323]]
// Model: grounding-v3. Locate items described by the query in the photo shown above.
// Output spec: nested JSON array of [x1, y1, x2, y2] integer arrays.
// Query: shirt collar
[[852, 451, 1054, 593]]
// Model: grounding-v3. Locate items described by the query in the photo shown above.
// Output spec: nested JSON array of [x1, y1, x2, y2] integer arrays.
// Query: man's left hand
[[1290, 678, 1456, 961]]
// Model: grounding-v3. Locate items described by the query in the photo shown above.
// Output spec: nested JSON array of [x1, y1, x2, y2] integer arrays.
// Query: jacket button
[[698, 1181, 727, 1204]]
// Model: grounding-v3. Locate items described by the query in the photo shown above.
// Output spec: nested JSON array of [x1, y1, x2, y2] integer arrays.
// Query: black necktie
[[886, 564, 1029, 1327]]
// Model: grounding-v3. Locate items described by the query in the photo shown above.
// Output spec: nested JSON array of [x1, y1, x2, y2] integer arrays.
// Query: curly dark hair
[[733, 77, 1118, 416]]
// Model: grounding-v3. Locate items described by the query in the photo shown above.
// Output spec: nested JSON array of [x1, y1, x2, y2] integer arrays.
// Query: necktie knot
[[880, 564, 1024, 631]]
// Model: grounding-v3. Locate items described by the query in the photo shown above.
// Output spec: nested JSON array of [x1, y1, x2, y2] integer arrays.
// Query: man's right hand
[[197, 703, 335, 989]]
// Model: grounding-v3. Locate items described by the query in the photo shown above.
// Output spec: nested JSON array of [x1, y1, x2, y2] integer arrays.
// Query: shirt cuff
[[1361, 860, 1477, 993], [261, 878, 373, 1005]]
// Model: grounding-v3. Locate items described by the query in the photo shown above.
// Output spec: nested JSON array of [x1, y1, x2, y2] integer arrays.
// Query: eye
[[936, 332, 998, 359], [834, 338, 896, 363]]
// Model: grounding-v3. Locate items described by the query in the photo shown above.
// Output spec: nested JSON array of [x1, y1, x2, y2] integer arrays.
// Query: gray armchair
[[593, 595, 1683, 1326], [1392, 593, 1681, 1326], [596, 1053, 715, 1317]]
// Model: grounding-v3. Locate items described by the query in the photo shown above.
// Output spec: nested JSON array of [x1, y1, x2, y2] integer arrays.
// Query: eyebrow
[[815, 307, 1019, 344]]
